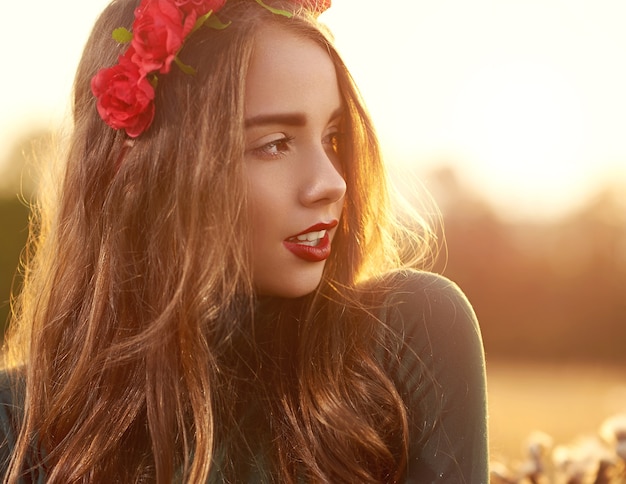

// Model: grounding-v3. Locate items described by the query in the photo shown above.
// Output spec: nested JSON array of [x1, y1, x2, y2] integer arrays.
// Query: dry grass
[[487, 361, 626, 482]]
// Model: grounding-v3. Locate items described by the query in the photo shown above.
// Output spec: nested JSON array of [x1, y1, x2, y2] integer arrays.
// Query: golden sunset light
[[1, 2, 625, 473], [322, 0, 626, 221], [2, 0, 626, 221]]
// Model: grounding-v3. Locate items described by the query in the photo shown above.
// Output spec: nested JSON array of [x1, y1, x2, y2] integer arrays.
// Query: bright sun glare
[[322, 0, 626, 221], [446, 60, 590, 217]]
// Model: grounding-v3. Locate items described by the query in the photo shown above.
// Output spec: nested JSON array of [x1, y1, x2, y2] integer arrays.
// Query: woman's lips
[[283, 221, 338, 262]]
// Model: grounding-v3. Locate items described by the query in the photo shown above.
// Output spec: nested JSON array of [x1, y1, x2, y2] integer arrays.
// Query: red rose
[[173, 0, 226, 17], [131, 0, 187, 75], [91, 50, 156, 138]]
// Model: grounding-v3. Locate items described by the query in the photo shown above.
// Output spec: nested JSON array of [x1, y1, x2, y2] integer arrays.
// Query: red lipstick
[[283, 221, 338, 262]]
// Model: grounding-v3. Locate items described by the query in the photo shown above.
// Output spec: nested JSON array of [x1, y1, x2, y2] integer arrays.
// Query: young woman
[[0, 0, 488, 482]]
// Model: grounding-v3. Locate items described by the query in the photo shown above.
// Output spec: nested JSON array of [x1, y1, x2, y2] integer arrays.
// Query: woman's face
[[244, 26, 346, 298]]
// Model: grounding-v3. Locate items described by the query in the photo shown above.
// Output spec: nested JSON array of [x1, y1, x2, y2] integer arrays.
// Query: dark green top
[[0, 270, 488, 482]]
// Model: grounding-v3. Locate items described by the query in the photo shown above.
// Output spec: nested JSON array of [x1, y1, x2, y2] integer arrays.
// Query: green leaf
[[149, 75, 158, 89], [254, 0, 293, 18], [175, 57, 197, 76], [112, 27, 133, 44], [205, 13, 231, 30], [191, 10, 212, 34]]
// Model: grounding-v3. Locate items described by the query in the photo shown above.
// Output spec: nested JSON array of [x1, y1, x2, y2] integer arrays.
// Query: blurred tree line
[[0, 199, 29, 337], [429, 167, 626, 363], [0, 129, 48, 339], [1, 130, 625, 363], [0, 128, 52, 337]]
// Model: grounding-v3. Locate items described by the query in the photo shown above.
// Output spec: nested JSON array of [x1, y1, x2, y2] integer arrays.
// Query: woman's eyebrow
[[245, 113, 307, 128], [244, 106, 344, 129]]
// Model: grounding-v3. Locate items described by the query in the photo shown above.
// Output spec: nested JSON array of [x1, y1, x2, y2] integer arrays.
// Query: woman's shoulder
[[367, 267, 483, 360], [364, 270, 489, 481], [364, 267, 470, 299], [363, 268, 480, 339], [361, 268, 486, 416], [359, 269, 485, 396]]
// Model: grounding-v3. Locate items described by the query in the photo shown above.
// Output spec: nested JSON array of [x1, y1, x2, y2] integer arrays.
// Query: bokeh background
[[1, 0, 625, 475]]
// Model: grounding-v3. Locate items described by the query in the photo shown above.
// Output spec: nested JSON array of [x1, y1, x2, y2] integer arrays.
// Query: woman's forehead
[[244, 26, 341, 122]]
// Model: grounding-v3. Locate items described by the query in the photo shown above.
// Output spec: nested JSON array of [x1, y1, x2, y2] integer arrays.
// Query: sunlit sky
[[1, 0, 626, 221]]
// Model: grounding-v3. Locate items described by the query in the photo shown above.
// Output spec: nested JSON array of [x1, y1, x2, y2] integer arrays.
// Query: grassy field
[[487, 360, 626, 467]]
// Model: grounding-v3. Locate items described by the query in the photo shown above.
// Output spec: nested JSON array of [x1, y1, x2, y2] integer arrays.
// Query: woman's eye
[[250, 136, 294, 160], [324, 131, 345, 155]]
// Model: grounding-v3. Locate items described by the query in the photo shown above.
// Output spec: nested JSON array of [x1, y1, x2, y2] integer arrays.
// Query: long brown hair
[[3, 0, 437, 482]]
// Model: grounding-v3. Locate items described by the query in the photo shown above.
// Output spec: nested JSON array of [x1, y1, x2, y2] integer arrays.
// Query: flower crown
[[91, 0, 331, 138]]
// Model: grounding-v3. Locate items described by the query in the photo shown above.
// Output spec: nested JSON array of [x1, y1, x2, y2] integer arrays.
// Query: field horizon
[[487, 359, 626, 468]]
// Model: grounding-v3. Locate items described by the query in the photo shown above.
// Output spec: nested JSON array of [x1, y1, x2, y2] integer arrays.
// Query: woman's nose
[[298, 146, 347, 207]]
